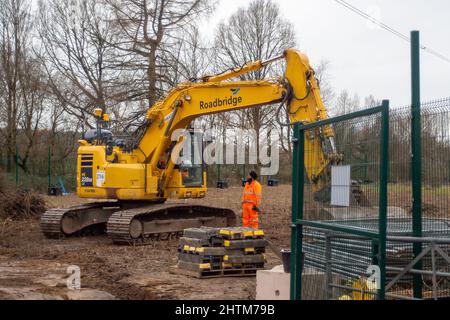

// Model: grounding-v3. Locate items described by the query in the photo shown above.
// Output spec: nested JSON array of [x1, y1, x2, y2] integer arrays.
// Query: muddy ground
[[0, 186, 292, 300]]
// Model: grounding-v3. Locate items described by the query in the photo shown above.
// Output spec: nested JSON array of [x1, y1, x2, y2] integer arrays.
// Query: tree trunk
[[147, 45, 158, 106]]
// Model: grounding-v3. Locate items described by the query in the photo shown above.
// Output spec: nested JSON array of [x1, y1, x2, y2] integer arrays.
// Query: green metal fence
[[290, 102, 390, 300], [0, 146, 77, 193], [290, 98, 450, 300], [385, 99, 450, 299]]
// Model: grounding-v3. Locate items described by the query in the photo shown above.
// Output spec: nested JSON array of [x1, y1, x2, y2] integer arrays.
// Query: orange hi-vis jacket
[[242, 180, 262, 229], [242, 180, 262, 207]]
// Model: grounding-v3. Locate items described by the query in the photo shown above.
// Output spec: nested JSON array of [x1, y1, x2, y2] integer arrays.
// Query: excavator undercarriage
[[41, 202, 236, 245]]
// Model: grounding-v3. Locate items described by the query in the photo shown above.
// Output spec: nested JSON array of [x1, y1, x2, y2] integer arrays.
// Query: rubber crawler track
[[40, 202, 119, 239], [41, 202, 236, 246], [107, 203, 236, 246]]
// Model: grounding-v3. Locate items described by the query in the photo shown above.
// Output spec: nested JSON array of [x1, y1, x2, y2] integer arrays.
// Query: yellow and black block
[[222, 253, 266, 265], [218, 227, 265, 240], [223, 239, 268, 249]]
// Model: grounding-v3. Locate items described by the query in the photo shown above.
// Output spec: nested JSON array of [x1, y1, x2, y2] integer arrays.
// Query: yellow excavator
[[41, 48, 341, 245]]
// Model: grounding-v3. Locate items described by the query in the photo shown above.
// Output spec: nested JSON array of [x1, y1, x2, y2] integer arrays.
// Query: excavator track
[[40, 202, 121, 239], [40, 208, 70, 239], [41, 201, 236, 245], [107, 203, 236, 245]]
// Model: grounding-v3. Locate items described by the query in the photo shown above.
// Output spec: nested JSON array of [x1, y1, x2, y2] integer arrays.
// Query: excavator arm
[[134, 48, 338, 197]]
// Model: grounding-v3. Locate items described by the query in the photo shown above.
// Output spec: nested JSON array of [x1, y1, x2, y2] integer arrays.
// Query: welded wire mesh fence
[[385, 98, 450, 299], [298, 107, 385, 300], [296, 98, 450, 300], [0, 149, 77, 193]]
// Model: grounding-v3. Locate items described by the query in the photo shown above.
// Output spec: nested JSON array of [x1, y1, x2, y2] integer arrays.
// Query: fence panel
[[291, 98, 450, 300], [291, 104, 389, 300], [385, 99, 450, 299]]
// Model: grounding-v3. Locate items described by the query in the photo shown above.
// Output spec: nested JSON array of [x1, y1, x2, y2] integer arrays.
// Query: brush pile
[[0, 176, 46, 220]]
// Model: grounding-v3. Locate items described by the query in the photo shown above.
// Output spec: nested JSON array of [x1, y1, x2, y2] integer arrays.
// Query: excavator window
[[180, 163, 203, 187], [179, 130, 204, 187]]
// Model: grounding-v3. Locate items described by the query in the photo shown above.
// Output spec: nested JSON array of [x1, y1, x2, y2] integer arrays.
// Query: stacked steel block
[[176, 227, 267, 278]]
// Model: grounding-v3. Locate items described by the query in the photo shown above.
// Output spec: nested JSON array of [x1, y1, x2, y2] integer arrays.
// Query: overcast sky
[[200, 0, 450, 107]]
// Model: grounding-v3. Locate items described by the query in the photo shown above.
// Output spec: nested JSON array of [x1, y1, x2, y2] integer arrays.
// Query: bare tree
[[315, 60, 335, 105], [36, 0, 133, 128], [171, 25, 213, 84], [333, 90, 360, 116], [105, 0, 215, 106], [0, 0, 32, 172], [15, 57, 48, 173], [214, 0, 296, 168], [364, 94, 380, 108]]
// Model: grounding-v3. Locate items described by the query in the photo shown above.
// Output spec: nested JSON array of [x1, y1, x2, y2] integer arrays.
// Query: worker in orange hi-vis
[[241, 171, 262, 229]]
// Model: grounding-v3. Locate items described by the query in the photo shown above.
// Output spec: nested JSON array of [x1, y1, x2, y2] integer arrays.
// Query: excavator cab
[[179, 130, 204, 188], [165, 130, 207, 198]]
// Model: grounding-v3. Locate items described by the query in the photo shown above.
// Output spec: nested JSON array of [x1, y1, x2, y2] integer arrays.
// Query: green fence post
[[371, 240, 379, 265], [15, 143, 19, 188], [411, 30, 423, 299], [290, 123, 304, 300], [378, 100, 390, 300]]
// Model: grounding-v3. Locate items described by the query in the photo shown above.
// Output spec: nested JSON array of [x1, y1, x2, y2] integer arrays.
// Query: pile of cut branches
[[0, 189, 46, 220]]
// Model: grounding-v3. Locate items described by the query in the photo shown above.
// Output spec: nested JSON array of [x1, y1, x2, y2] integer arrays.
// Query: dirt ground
[[0, 186, 292, 300]]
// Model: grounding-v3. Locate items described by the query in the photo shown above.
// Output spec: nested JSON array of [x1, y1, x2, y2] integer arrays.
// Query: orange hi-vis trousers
[[242, 204, 259, 229], [241, 180, 262, 229]]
